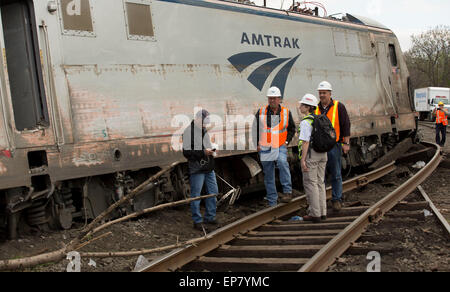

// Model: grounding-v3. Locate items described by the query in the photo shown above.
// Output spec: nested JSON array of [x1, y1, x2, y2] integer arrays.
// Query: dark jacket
[[182, 121, 215, 175], [252, 105, 296, 148]]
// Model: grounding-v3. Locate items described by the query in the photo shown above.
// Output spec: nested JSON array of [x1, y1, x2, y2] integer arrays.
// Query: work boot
[[280, 193, 294, 203], [263, 198, 277, 208], [303, 215, 321, 224], [332, 201, 342, 212], [204, 219, 219, 226], [193, 223, 208, 232], [265, 202, 276, 208]]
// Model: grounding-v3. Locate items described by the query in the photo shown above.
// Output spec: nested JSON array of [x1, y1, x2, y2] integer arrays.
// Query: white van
[[414, 87, 450, 121]]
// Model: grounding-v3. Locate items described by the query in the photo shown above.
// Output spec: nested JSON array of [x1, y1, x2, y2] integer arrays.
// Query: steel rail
[[299, 142, 442, 272], [420, 121, 450, 134], [417, 185, 450, 238], [138, 161, 396, 272]]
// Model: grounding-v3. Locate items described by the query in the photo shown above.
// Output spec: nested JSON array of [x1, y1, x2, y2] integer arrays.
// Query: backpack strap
[[302, 114, 315, 124], [301, 114, 315, 159]]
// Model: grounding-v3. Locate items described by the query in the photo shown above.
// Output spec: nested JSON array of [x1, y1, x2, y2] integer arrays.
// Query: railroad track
[[420, 121, 450, 134], [138, 142, 443, 272]]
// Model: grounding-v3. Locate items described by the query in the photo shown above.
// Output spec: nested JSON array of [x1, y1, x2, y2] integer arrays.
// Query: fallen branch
[[0, 248, 68, 271], [78, 162, 182, 240], [80, 236, 208, 259], [0, 162, 182, 271], [85, 194, 217, 239]]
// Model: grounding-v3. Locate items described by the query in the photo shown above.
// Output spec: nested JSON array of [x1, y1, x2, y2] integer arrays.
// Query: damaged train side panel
[[0, 0, 416, 237]]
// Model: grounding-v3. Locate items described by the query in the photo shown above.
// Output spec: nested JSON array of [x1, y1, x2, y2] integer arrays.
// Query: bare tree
[[405, 25, 450, 89]]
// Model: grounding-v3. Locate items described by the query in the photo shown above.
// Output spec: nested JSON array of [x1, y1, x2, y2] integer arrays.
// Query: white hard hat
[[267, 86, 282, 98], [317, 81, 333, 91], [299, 94, 319, 107]]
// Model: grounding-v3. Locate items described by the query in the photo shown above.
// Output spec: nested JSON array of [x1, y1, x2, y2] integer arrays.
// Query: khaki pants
[[302, 149, 328, 218]]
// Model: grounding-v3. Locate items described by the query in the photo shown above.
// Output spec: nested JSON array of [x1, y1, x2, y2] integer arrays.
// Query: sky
[[252, 0, 450, 52]]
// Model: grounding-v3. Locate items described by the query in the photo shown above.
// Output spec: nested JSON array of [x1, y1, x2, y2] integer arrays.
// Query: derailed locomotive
[[0, 0, 416, 239]]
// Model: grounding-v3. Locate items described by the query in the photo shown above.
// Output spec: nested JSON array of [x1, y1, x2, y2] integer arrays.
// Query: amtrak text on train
[[241, 32, 301, 49]]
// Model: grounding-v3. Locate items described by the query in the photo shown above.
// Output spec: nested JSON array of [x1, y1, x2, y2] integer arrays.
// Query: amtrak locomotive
[[0, 0, 416, 238]]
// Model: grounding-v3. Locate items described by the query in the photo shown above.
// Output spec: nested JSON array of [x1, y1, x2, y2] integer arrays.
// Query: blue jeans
[[260, 146, 292, 206], [190, 171, 218, 224], [326, 143, 343, 202], [436, 124, 447, 146]]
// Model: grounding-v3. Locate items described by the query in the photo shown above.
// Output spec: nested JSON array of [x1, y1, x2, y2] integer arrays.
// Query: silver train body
[[0, 0, 416, 237]]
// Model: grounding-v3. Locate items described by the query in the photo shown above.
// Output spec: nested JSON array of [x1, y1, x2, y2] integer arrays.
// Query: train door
[[387, 42, 409, 112], [0, 0, 54, 146], [376, 41, 398, 115]]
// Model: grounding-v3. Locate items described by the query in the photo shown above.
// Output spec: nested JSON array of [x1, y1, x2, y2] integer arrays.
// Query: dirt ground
[[0, 124, 448, 272], [418, 124, 450, 224], [328, 125, 450, 272], [0, 193, 269, 272], [329, 190, 450, 272]]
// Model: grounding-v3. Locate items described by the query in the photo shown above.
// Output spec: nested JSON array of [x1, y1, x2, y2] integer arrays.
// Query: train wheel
[[54, 208, 73, 230], [83, 177, 117, 220]]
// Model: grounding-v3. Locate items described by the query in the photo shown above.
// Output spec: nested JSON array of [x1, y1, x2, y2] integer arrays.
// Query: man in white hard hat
[[433, 101, 448, 147], [315, 81, 351, 212], [253, 86, 296, 207], [298, 94, 328, 223]]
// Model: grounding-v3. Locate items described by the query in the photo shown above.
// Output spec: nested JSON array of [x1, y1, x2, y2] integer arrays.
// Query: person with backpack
[[316, 81, 351, 212], [298, 94, 333, 223]]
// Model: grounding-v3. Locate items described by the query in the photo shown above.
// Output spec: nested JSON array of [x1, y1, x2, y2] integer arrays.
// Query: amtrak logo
[[228, 52, 301, 96]]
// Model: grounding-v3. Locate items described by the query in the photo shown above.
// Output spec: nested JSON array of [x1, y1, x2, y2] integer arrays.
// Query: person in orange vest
[[316, 81, 351, 212], [433, 102, 448, 147], [253, 87, 296, 207]]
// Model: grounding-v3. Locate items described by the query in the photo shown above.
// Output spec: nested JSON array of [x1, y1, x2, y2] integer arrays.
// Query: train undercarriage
[[0, 127, 417, 240]]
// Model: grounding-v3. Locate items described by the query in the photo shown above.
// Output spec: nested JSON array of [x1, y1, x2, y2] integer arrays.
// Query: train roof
[[209, 0, 393, 33], [344, 14, 390, 30]]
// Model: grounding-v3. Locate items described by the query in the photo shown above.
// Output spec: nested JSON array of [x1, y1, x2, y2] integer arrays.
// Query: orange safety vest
[[259, 106, 289, 148], [316, 100, 340, 142], [436, 109, 448, 126]]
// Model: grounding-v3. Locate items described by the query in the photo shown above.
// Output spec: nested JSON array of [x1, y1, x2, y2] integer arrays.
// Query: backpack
[[305, 114, 337, 153]]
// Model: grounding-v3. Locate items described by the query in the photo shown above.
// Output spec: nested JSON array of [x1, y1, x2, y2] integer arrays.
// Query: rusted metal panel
[[0, 18, 12, 151], [13, 128, 56, 149], [0, 151, 31, 189], [0, 98, 7, 149], [348, 116, 392, 138], [52, 0, 415, 174], [46, 139, 185, 182], [63, 62, 394, 145], [0, 0, 416, 193], [396, 113, 417, 132], [54, 1, 405, 152]]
